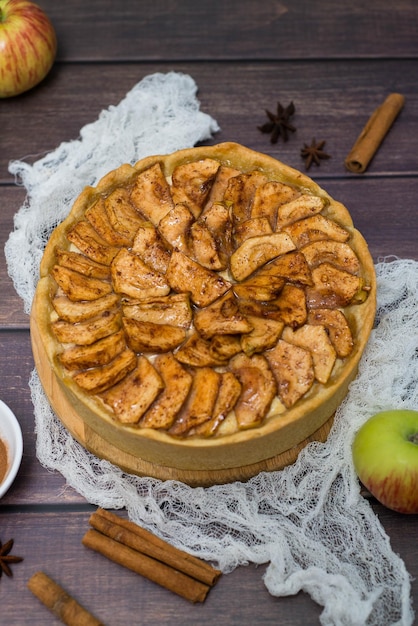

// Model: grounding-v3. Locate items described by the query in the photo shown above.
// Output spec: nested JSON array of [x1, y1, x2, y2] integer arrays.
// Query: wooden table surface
[[1, 2, 417, 624]]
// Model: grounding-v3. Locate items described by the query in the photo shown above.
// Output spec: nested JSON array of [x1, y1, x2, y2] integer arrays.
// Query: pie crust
[[31, 143, 376, 475]]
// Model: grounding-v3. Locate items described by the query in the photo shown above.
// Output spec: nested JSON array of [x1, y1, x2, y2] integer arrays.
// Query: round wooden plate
[[31, 311, 334, 487]]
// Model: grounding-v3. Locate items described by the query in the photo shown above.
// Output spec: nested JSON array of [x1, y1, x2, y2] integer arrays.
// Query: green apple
[[352, 410, 418, 514], [0, 0, 57, 98]]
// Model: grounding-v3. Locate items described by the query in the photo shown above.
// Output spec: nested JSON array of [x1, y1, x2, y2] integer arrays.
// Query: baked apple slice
[[203, 164, 241, 207], [307, 308, 354, 358], [193, 372, 242, 437], [54, 249, 111, 280], [229, 353, 277, 429], [193, 202, 233, 269], [282, 324, 337, 384], [233, 274, 286, 302], [208, 334, 242, 361], [301, 240, 360, 274], [276, 194, 326, 229], [122, 293, 192, 328], [52, 293, 119, 323], [270, 284, 308, 328], [307, 263, 363, 308], [175, 332, 229, 367], [111, 248, 170, 300], [59, 330, 126, 370], [67, 220, 120, 265], [157, 203, 195, 253], [170, 367, 221, 436], [241, 316, 284, 356], [104, 187, 145, 243], [266, 339, 315, 408], [194, 291, 252, 339], [101, 355, 164, 424], [166, 250, 231, 307], [51, 265, 112, 301], [224, 171, 268, 225], [85, 197, 133, 247], [51, 309, 121, 345], [140, 353, 193, 430], [283, 214, 350, 247], [199, 202, 232, 249], [250, 180, 299, 227], [122, 317, 186, 353], [171, 158, 220, 218], [233, 216, 273, 247], [130, 162, 174, 226], [189, 220, 225, 271], [229, 232, 296, 281], [74, 348, 137, 394], [131, 223, 171, 274], [256, 250, 313, 286], [176, 332, 242, 367]]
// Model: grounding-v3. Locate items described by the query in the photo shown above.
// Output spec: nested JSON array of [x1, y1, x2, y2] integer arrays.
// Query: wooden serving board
[[30, 313, 334, 487]]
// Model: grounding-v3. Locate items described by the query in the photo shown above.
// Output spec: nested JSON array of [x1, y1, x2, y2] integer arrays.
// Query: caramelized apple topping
[[49, 157, 371, 438]]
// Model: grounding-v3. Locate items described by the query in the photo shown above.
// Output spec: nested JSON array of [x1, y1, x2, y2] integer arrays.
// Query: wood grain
[[39, 0, 418, 61], [0, 510, 323, 626], [0, 508, 416, 625], [1, 1, 417, 624], [2, 59, 417, 183]]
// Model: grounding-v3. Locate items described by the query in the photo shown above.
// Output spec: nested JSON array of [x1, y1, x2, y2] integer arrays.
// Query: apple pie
[[32, 142, 376, 473]]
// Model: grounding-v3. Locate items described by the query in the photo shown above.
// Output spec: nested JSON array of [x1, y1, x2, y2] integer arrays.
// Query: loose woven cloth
[[5, 72, 415, 626]]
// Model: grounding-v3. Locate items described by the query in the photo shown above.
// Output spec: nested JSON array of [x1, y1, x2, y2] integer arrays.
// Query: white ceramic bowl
[[0, 399, 23, 499]]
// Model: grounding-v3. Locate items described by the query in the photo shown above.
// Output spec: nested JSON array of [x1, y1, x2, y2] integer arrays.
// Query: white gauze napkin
[[5, 71, 415, 626]]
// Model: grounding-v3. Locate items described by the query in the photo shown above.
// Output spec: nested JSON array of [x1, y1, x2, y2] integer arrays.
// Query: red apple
[[0, 0, 56, 98], [352, 410, 418, 514]]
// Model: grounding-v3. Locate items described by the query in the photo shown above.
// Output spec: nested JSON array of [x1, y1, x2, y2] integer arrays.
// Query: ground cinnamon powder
[[0, 437, 8, 484]]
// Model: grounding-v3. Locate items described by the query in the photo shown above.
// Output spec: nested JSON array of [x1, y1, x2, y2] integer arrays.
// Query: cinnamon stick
[[82, 528, 210, 603], [344, 93, 405, 173], [89, 508, 221, 587], [28, 571, 104, 626]]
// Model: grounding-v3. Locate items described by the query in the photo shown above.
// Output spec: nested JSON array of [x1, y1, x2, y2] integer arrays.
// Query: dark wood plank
[[37, 0, 418, 62], [0, 331, 78, 504], [323, 178, 418, 261], [0, 510, 322, 626], [1, 187, 28, 327], [0, 507, 415, 625], [1, 59, 416, 184], [1, 3, 417, 624]]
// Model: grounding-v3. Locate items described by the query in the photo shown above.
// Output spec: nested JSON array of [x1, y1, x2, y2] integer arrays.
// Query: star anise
[[0, 538, 23, 578], [300, 138, 331, 170], [258, 101, 296, 143]]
